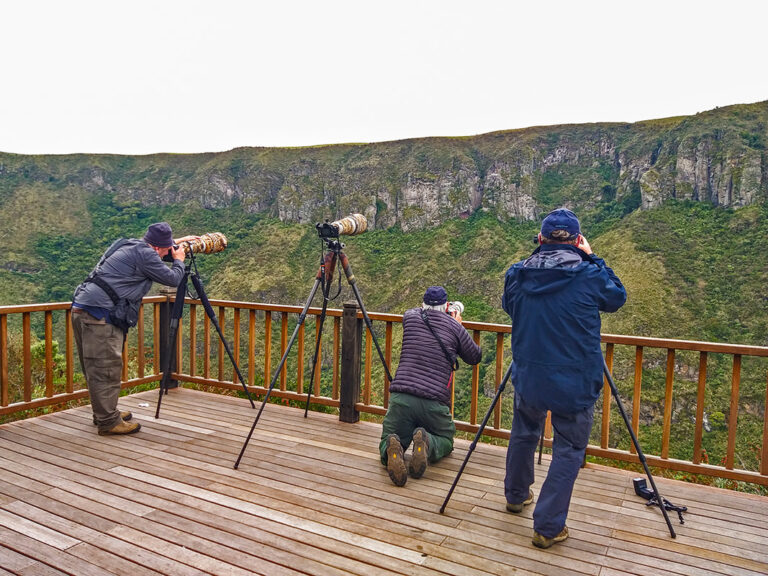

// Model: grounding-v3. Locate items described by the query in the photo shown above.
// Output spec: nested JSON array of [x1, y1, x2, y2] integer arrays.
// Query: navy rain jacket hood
[[502, 244, 626, 414]]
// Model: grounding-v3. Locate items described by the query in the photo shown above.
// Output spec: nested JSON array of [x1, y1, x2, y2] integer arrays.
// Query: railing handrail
[[4, 300, 766, 355], [602, 333, 768, 357], [0, 296, 168, 314], [179, 300, 768, 353]]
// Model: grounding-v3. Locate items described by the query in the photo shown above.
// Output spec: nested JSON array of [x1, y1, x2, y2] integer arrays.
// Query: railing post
[[158, 287, 178, 389], [339, 300, 362, 423]]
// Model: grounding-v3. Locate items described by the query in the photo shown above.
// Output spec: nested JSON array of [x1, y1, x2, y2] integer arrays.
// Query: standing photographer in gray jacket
[[72, 222, 197, 436], [379, 286, 482, 486]]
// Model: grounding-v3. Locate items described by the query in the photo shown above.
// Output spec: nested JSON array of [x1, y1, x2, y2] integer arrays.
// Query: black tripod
[[155, 254, 255, 418], [234, 235, 394, 469], [440, 357, 679, 538]]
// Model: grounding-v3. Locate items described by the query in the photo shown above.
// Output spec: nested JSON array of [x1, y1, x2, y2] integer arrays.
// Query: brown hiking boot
[[386, 434, 408, 486], [532, 526, 569, 549], [408, 427, 429, 478], [98, 419, 141, 436], [93, 411, 132, 425], [506, 489, 534, 513]]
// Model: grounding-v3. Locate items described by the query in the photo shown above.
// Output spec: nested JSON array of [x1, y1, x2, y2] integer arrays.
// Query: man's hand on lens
[[174, 235, 200, 244]]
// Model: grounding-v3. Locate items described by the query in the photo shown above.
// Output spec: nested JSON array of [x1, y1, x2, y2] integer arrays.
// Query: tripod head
[[321, 237, 345, 254]]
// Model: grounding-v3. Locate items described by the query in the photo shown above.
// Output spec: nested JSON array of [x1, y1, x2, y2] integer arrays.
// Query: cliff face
[[1, 101, 766, 232]]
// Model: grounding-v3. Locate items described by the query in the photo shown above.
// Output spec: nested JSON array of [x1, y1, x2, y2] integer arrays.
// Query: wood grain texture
[[0, 388, 765, 576]]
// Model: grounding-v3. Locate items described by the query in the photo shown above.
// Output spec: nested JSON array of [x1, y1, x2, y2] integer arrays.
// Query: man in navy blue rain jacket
[[502, 209, 626, 549]]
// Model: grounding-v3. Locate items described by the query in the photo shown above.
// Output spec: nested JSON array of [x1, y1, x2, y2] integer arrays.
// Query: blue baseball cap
[[423, 286, 448, 306], [541, 209, 580, 240]]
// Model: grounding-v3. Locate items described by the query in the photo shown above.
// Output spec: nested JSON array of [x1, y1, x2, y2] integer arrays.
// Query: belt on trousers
[[71, 308, 106, 323]]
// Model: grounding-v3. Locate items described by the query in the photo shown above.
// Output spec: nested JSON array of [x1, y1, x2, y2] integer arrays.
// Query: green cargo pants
[[379, 392, 455, 465], [72, 309, 126, 432]]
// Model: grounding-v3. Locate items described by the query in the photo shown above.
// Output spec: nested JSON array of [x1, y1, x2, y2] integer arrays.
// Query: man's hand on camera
[[577, 234, 593, 255], [451, 310, 463, 323], [169, 235, 200, 262], [171, 244, 186, 262]]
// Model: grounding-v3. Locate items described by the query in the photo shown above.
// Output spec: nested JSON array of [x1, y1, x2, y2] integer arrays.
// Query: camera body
[[316, 213, 368, 239], [447, 301, 464, 316]]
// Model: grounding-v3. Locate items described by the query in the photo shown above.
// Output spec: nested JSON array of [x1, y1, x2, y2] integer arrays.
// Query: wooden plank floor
[[0, 388, 766, 576]]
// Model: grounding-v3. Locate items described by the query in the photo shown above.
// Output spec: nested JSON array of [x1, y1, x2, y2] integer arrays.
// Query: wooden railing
[[0, 298, 166, 416], [1, 297, 767, 486]]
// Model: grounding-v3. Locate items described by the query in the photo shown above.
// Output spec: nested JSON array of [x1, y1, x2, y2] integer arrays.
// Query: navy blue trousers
[[504, 392, 594, 538]]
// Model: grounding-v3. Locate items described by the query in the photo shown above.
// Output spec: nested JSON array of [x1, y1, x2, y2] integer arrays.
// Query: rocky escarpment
[[0, 101, 765, 232]]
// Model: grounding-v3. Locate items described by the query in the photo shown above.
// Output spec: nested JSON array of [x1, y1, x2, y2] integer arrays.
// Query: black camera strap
[[420, 309, 459, 371], [81, 238, 130, 306], [95, 238, 130, 270], [86, 275, 120, 306], [83, 238, 128, 306]]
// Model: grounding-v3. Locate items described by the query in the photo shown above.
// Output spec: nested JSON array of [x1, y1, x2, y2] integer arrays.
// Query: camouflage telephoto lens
[[330, 213, 368, 236], [182, 232, 228, 255]]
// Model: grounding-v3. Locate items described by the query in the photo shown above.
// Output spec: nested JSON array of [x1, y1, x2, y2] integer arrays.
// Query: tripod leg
[[440, 362, 514, 513], [235, 275, 324, 469], [603, 358, 677, 538], [303, 252, 336, 417], [304, 292, 330, 417], [190, 274, 255, 408], [155, 271, 189, 419], [338, 252, 394, 383], [538, 430, 544, 465]]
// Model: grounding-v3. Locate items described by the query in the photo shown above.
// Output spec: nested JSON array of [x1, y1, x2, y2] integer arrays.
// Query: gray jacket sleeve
[[73, 239, 184, 308], [134, 244, 185, 287]]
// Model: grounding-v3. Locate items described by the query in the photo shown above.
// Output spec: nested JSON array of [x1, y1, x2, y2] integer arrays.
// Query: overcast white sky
[[1, 0, 766, 155]]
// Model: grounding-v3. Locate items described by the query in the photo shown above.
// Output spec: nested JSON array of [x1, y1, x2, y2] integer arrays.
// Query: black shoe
[[386, 434, 407, 487], [408, 428, 429, 478]]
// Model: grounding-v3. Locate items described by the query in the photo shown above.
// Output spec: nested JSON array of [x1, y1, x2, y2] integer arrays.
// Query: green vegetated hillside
[[1, 101, 767, 483]]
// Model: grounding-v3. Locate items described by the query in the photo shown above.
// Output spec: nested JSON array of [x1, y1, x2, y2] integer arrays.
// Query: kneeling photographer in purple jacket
[[379, 286, 482, 486]]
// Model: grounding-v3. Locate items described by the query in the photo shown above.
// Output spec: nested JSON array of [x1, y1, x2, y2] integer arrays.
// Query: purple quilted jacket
[[388, 307, 482, 406]]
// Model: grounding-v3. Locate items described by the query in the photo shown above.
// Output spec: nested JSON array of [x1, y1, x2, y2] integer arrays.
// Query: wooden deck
[[0, 389, 766, 576]]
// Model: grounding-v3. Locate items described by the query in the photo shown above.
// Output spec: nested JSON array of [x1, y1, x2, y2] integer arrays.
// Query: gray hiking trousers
[[71, 309, 125, 432]]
